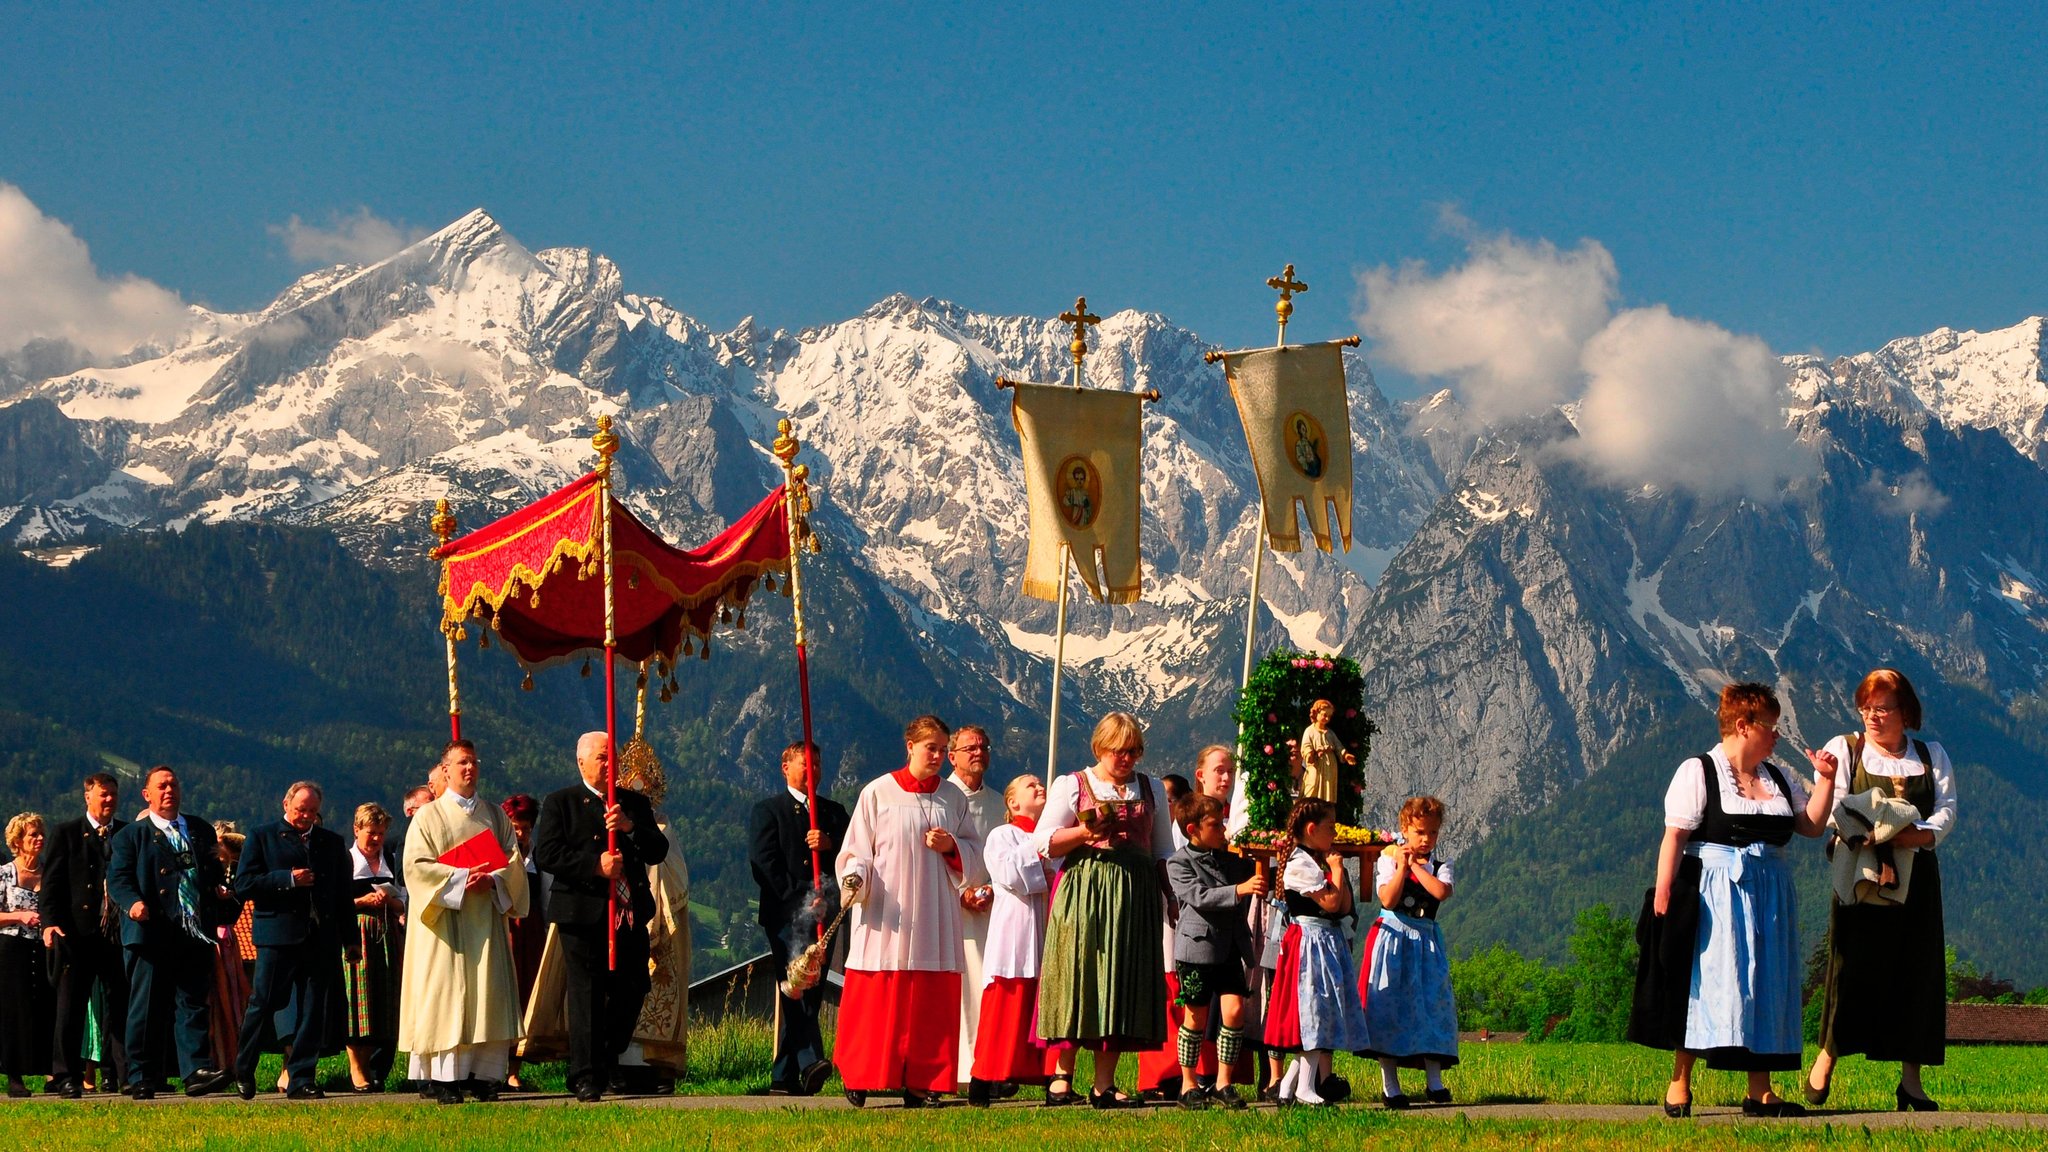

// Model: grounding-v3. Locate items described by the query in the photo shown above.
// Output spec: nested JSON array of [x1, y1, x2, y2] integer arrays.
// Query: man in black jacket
[[106, 766, 234, 1099], [532, 731, 670, 1102], [40, 772, 129, 1097], [747, 741, 849, 1096], [231, 781, 354, 1100]]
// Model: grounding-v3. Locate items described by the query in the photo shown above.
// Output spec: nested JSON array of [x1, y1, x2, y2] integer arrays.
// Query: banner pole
[[772, 419, 824, 912], [595, 416, 620, 972], [432, 500, 462, 741], [1046, 543, 1071, 784]]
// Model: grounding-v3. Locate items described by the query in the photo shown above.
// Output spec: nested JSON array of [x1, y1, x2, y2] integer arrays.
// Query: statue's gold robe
[[397, 791, 530, 1061]]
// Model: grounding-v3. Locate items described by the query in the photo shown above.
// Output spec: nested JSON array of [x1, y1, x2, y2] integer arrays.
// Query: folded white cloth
[[1830, 788, 1922, 905]]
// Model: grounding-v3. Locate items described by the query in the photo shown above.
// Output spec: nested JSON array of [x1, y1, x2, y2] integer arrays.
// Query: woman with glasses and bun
[[1803, 669, 1956, 1112], [1631, 682, 1837, 1119]]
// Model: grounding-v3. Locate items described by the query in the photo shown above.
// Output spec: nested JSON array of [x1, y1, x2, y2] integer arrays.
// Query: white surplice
[[836, 771, 987, 973]]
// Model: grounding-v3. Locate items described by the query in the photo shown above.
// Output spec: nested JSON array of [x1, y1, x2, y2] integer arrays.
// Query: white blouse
[[1373, 850, 1456, 889], [1820, 734, 1957, 846], [980, 823, 1050, 983], [1663, 744, 1811, 830], [1283, 848, 1334, 895], [1032, 768, 1176, 862]]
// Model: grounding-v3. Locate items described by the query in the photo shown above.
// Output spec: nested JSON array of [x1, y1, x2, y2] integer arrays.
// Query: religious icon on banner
[[1286, 411, 1326, 480], [1058, 455, 1101, 528], [1219, 341, 1355, 553], [1011, 382, 1145, 604]]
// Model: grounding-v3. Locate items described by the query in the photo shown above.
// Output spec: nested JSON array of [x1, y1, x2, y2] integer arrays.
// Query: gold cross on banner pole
[[1267, 264, 1307, 346], [1059, 295, 1102, 386]]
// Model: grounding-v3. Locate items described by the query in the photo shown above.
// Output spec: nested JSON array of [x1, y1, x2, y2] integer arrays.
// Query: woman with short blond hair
[[1034, 712, 1175, 1107], [0, 812, 52, 1095]]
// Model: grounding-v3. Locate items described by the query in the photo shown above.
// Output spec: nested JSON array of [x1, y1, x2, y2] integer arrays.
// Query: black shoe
[[431, 1081, 464, 1105], [1043, 1080, 1080, 1107], [844, 1089, 866, 1108], [59, 1079, 83, 1100], [1089, 1089, 1136, 1109], [996, 1080, 1019, 1099], [1317, 1074, 1351, 1103], [236, 1077, 258, 1100], [351, 1082, 382, 1095], [1426, 1086, 1453, 1105], [1177, 1086, 1211, 1110], [119, 1083, 138, 1098], [1140, 1084, 1179, 1102], [1210, 1085, 1248, 1109], [286, 1084, 325, 1100], [966, 1078, 992, 1108], [1257, 1084, 1283, 1105], [800, 1060, 833, 1097], [131, 1086, 156, 1101], [1383, 1092, 1412, 1110], [1741, 1097, 1805, 1117], [1662, 1100, 1692, 1118], [576, 1083, 604, 1103], [765, 1082, 798, 1097], [1803, 1074, 1830, 1107], [900, 1091, 930, 1109], [7, 1078, 30, 1098], [465, 1079, 500, 1103], [1896, 1086, 1939, 1113], [183, 1067, 229, 1097]]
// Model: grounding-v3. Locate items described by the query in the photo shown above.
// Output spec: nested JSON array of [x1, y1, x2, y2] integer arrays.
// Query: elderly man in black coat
[[748, 741, 850, 1096], [106, 766, 235, 1099], [231, 780, 354, 1100], [40, 772, 130, 1097], [532, 731, 670, 1103]]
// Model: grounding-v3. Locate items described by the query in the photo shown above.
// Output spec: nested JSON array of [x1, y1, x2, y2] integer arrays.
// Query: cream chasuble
[[397, 790, 530, 1062]]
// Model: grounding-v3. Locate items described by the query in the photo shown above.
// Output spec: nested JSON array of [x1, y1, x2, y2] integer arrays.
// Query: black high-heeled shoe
[[1802, 1073, 1830, 1107], [1662, 1099, 1692, 1118], [1896, 1086, 1939, 1113]]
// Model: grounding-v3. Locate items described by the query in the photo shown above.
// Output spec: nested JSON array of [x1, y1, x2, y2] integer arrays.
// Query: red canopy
[[435, 471, 791, 668]]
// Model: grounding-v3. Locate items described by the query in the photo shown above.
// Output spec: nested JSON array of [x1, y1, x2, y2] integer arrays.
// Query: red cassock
[[970, 977, 1059, 1084], [835, 970, 964, 1093]]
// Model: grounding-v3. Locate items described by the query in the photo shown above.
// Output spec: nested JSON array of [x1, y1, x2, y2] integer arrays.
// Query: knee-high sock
[[1216, 1026, 1244, 1070], [1177, 1026, 1203, 1072], [1380, 1058, 1403, 1098], [1295, 1054, 1327, 1104]]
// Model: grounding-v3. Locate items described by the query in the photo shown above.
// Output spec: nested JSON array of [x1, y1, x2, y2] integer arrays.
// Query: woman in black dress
[[0, 812, 54, 1095], [1805, 669, 1956, 1112]]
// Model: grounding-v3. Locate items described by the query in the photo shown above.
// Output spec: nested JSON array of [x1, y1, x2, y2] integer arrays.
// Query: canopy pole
[[594, 415, 621, 972], [634, 659, 649, 742], [431, 499, 462, 741], [1235, 266, 1310, 730], [772, 419, 824, 912]]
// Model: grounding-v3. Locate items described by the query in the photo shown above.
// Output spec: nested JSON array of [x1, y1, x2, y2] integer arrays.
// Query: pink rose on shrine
[[1263, 745, 1273, 754], [1345, 708, 1357, 718]]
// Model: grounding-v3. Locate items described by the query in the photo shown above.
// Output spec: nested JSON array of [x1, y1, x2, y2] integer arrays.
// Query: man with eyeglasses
[[945, 725, 1006, 1090]]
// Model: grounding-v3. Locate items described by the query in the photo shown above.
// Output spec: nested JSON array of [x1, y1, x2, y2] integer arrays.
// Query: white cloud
[[0, 182, 194, 360], [271, 207, 424, 266], [1862, 468, 1950, 517], [1357, 220, 1814, 497], [1358, 220, 1616, 425], [1570, 306, 1810, 497]]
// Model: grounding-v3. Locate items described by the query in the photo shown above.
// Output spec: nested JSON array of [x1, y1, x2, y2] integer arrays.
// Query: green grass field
[[11, 1024, 2042, 1150]]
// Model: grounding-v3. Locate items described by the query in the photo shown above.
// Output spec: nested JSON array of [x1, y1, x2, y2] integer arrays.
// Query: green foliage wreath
[[1233, 649, 1377, 830]]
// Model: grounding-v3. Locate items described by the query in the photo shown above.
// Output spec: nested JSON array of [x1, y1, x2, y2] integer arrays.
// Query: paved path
[[62, 1090, 2046, 1128]]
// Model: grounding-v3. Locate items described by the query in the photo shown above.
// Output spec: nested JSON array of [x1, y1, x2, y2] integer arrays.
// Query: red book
[[436, 829, 510, 873]]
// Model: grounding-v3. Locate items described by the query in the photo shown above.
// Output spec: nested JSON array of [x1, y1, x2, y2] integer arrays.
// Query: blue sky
[[2, 1, 2041, 380]]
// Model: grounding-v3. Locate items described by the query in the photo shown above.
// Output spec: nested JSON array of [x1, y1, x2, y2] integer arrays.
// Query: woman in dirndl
[[1633, 682, 1838, 1118], [342, 803, 405, 1092], [1804, 669, 1955, 1112], [1034, 711, 1174, 1109]]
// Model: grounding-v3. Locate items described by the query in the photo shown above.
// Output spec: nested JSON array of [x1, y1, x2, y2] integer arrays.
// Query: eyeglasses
[[953, 744, 990, 755], [1859, 703, 1898, 717]]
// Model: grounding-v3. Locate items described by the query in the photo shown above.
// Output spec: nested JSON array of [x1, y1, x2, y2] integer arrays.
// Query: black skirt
[[1628, 854, 1702, 1052], [0, 934, 54, 1075], [1819, 852, 1946, 1066]]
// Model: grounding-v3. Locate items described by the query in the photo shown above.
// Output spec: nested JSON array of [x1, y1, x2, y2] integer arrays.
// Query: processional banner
[[1010, 382, 1145, 604], [1219, 342, 1355, 552]]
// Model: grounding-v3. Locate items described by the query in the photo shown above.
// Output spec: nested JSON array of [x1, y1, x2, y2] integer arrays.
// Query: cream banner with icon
[[1220, 342, 1355, 552], [1010, 382, 1145, 604]]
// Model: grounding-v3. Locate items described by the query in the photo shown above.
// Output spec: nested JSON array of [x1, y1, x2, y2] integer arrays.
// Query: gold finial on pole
[[592, 413, 620, 474], [1267, 264, 1307, 345], [1059, 296, 1102, 376], [431, 498, 463, 738]]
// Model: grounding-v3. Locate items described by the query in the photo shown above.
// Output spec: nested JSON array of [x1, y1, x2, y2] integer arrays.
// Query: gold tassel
[[718, 603, 730, 624], [581, 657, 593, 678], [699, 637, 712, 660], [478, 630, 490, 650], [521, 672, 535, 692], [658, 682, 674, 703], [628, 570, 639, 590], [636, 666, 648, 690], [680, 635, 694, 657], [735, 608, 746, 630]]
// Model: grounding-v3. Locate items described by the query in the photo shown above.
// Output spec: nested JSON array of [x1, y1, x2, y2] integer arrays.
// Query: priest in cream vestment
[[398, 741, 530, 1100]]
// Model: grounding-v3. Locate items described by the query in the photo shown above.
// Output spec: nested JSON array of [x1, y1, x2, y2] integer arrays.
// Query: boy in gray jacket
[[1165, 793, 1266, 1108]]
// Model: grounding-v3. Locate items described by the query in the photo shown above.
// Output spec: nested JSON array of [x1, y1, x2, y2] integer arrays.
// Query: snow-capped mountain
[[1, 208, 1439, 768]]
